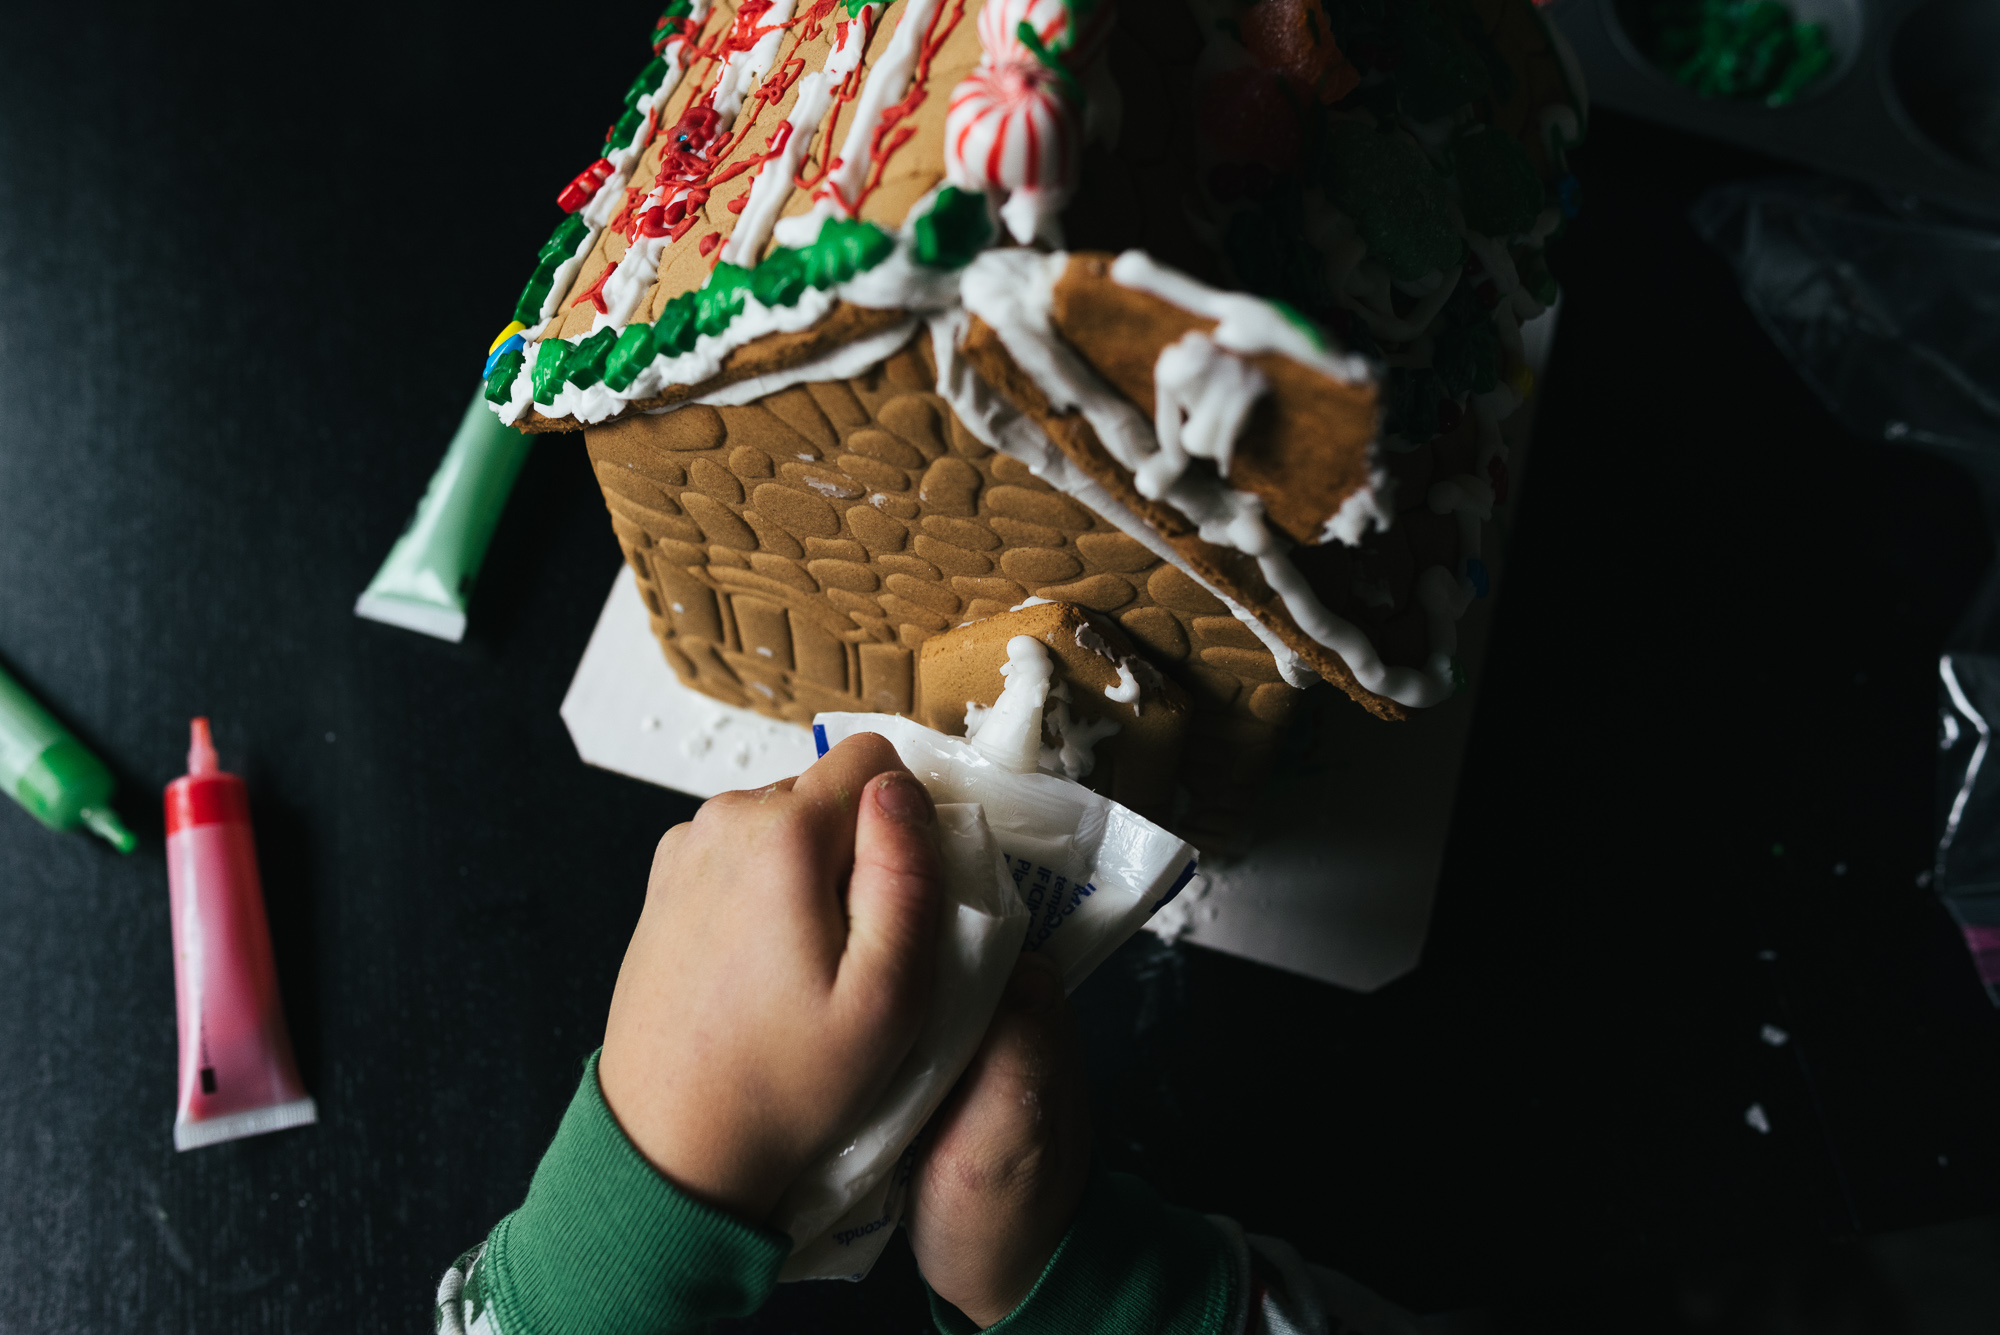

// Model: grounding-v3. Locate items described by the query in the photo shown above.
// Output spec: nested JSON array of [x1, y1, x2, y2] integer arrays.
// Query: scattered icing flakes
[[1104, 661, 1140, 705], [751, 682, 775, 698], [1760, 1024, 1790, 1047], [756, 646, 773, 658], [1745, 1104, 1772, 1134], [1011, 597, 1054, 611]]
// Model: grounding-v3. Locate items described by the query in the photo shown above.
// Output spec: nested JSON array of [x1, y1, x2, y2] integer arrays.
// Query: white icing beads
[[946, 0, 1113, 247]]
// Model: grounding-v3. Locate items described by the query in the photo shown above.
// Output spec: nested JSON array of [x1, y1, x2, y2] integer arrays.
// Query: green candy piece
[[697, 265, 753, 337], [514, 248, 571, 324], [750, 249, 809, 307], [513, 276, 554, 327], [565, 327, 620, 390], [604, 324, 658, 391], [654, 292, 700, 354], [813, 219, 895, 284], [531, 340, 573, 405], [1394, 0, 1491, 122], [1320, 123, 1463, 282], [661, 0, 693, 17], [1454, 130, 1545, 238], [607, 106, 646, 152], [625, 56, 668, 108], [484, 349, 525, 405], [540, 214, 590, 264], [912, 187, 994, 269]]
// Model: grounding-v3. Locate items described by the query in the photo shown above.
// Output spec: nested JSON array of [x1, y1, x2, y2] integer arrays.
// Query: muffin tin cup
[[1551, 0, 2000, 221]]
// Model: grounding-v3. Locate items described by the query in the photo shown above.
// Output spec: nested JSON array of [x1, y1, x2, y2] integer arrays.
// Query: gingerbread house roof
[[481, 0, 1586, 717]]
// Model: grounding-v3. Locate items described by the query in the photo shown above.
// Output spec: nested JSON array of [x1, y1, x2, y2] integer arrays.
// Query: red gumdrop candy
[[1239, 0, 1361, 104]]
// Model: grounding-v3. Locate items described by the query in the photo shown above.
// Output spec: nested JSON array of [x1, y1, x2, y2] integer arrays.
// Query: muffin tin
[[1549, 0, 2000, 221]]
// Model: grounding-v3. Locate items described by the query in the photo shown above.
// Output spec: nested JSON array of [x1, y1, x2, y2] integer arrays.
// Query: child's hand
[[908, 952, 1093, 1327], [598, 733, 943, 1224]]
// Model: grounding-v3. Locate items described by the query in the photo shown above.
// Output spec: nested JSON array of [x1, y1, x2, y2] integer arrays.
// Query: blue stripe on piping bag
[[1151, 858, 1199, 913]]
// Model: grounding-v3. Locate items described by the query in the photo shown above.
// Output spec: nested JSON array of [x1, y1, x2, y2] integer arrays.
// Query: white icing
[[776, 0, 948, 244], [963, 635, 1053, 773], [1318, 467, 1393, 546], [674, 318, 921, 410], [927, 308, 1320, 690], [1038, 681, 1120, 781], [961, 249, 1452, 708], [720, 4, 879, 269], [1108, 251, 1373, 384], [712, 0, 799, 125], [1104, 662, 1139, 706], [1148, 331, 1267, 493]]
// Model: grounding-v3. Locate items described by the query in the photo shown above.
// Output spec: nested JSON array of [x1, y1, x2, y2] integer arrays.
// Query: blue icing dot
[[1466, 558, 1490, 599], [483, 333, 525, 377]]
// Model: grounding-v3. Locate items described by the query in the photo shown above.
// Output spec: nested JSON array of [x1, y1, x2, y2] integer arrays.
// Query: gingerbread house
[[482, 0, 1585, 844]]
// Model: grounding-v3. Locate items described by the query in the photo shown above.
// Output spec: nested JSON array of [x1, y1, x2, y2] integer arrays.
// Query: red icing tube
[[165, 718, 316, 1151]]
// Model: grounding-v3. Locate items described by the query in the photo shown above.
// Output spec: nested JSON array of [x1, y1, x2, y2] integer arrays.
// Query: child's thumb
[[840, 770, 942, 1025]]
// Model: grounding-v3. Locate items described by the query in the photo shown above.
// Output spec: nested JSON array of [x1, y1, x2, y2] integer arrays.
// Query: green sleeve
[[929, 1172, 1239, 1335], [449, 1049, 791, 1335]]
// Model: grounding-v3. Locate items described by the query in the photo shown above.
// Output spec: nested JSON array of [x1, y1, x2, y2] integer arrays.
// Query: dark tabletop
[[3, 5, 1998, 1331]]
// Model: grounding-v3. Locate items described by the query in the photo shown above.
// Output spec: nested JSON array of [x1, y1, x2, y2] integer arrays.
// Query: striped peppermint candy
[[976, 0, 1113, 69], [946, 59, 1074, 244]]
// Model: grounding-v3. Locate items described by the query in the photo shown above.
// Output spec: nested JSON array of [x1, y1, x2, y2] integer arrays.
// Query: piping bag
[[165, 719, 316, 1150], [0, 659, 136, 852], [777, 636, 1197, 1281], [354, 382, 533, 642]]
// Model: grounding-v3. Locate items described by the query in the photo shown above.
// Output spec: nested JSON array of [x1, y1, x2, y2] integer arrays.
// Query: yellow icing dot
[[488, 321, 527, 354]]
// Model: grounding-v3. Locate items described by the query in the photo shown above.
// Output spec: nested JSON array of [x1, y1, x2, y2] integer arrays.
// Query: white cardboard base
[[558, 307, 1554, 991], [558, 566, 1492, 992], [560, 568, 821, 799]]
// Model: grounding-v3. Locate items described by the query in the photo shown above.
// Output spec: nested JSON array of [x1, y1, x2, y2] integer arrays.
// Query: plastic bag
[[1694, 178, 2000, 1001], [774, 713, 1198, 1280]]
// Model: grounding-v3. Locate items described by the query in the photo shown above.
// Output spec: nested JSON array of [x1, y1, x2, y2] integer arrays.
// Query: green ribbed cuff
[[929, 1172, 1237, 1335], [484, 1050, 790, 1335]]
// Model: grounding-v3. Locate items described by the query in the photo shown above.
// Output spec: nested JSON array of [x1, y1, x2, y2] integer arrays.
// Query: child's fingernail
[[872, 773, 933, 826]]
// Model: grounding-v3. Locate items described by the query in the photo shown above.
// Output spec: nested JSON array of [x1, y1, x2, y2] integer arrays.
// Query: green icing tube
[[353, 387, 534, 643], [0, 662, 137, 853]]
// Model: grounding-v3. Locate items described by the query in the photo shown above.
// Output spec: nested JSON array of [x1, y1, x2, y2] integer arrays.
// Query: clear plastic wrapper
[[776, 711, 1197, 1280], [1694, 177, 2000, 999]]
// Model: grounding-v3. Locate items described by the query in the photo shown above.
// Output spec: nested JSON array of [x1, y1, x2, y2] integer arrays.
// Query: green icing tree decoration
[[1454, 129, 1544, 238], [484, 350, 525, 404], [531, 340, 572, 405], [563, 326, 620, 390], [1320, 122, 1463, 282], [913, 187, 994, 269]]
